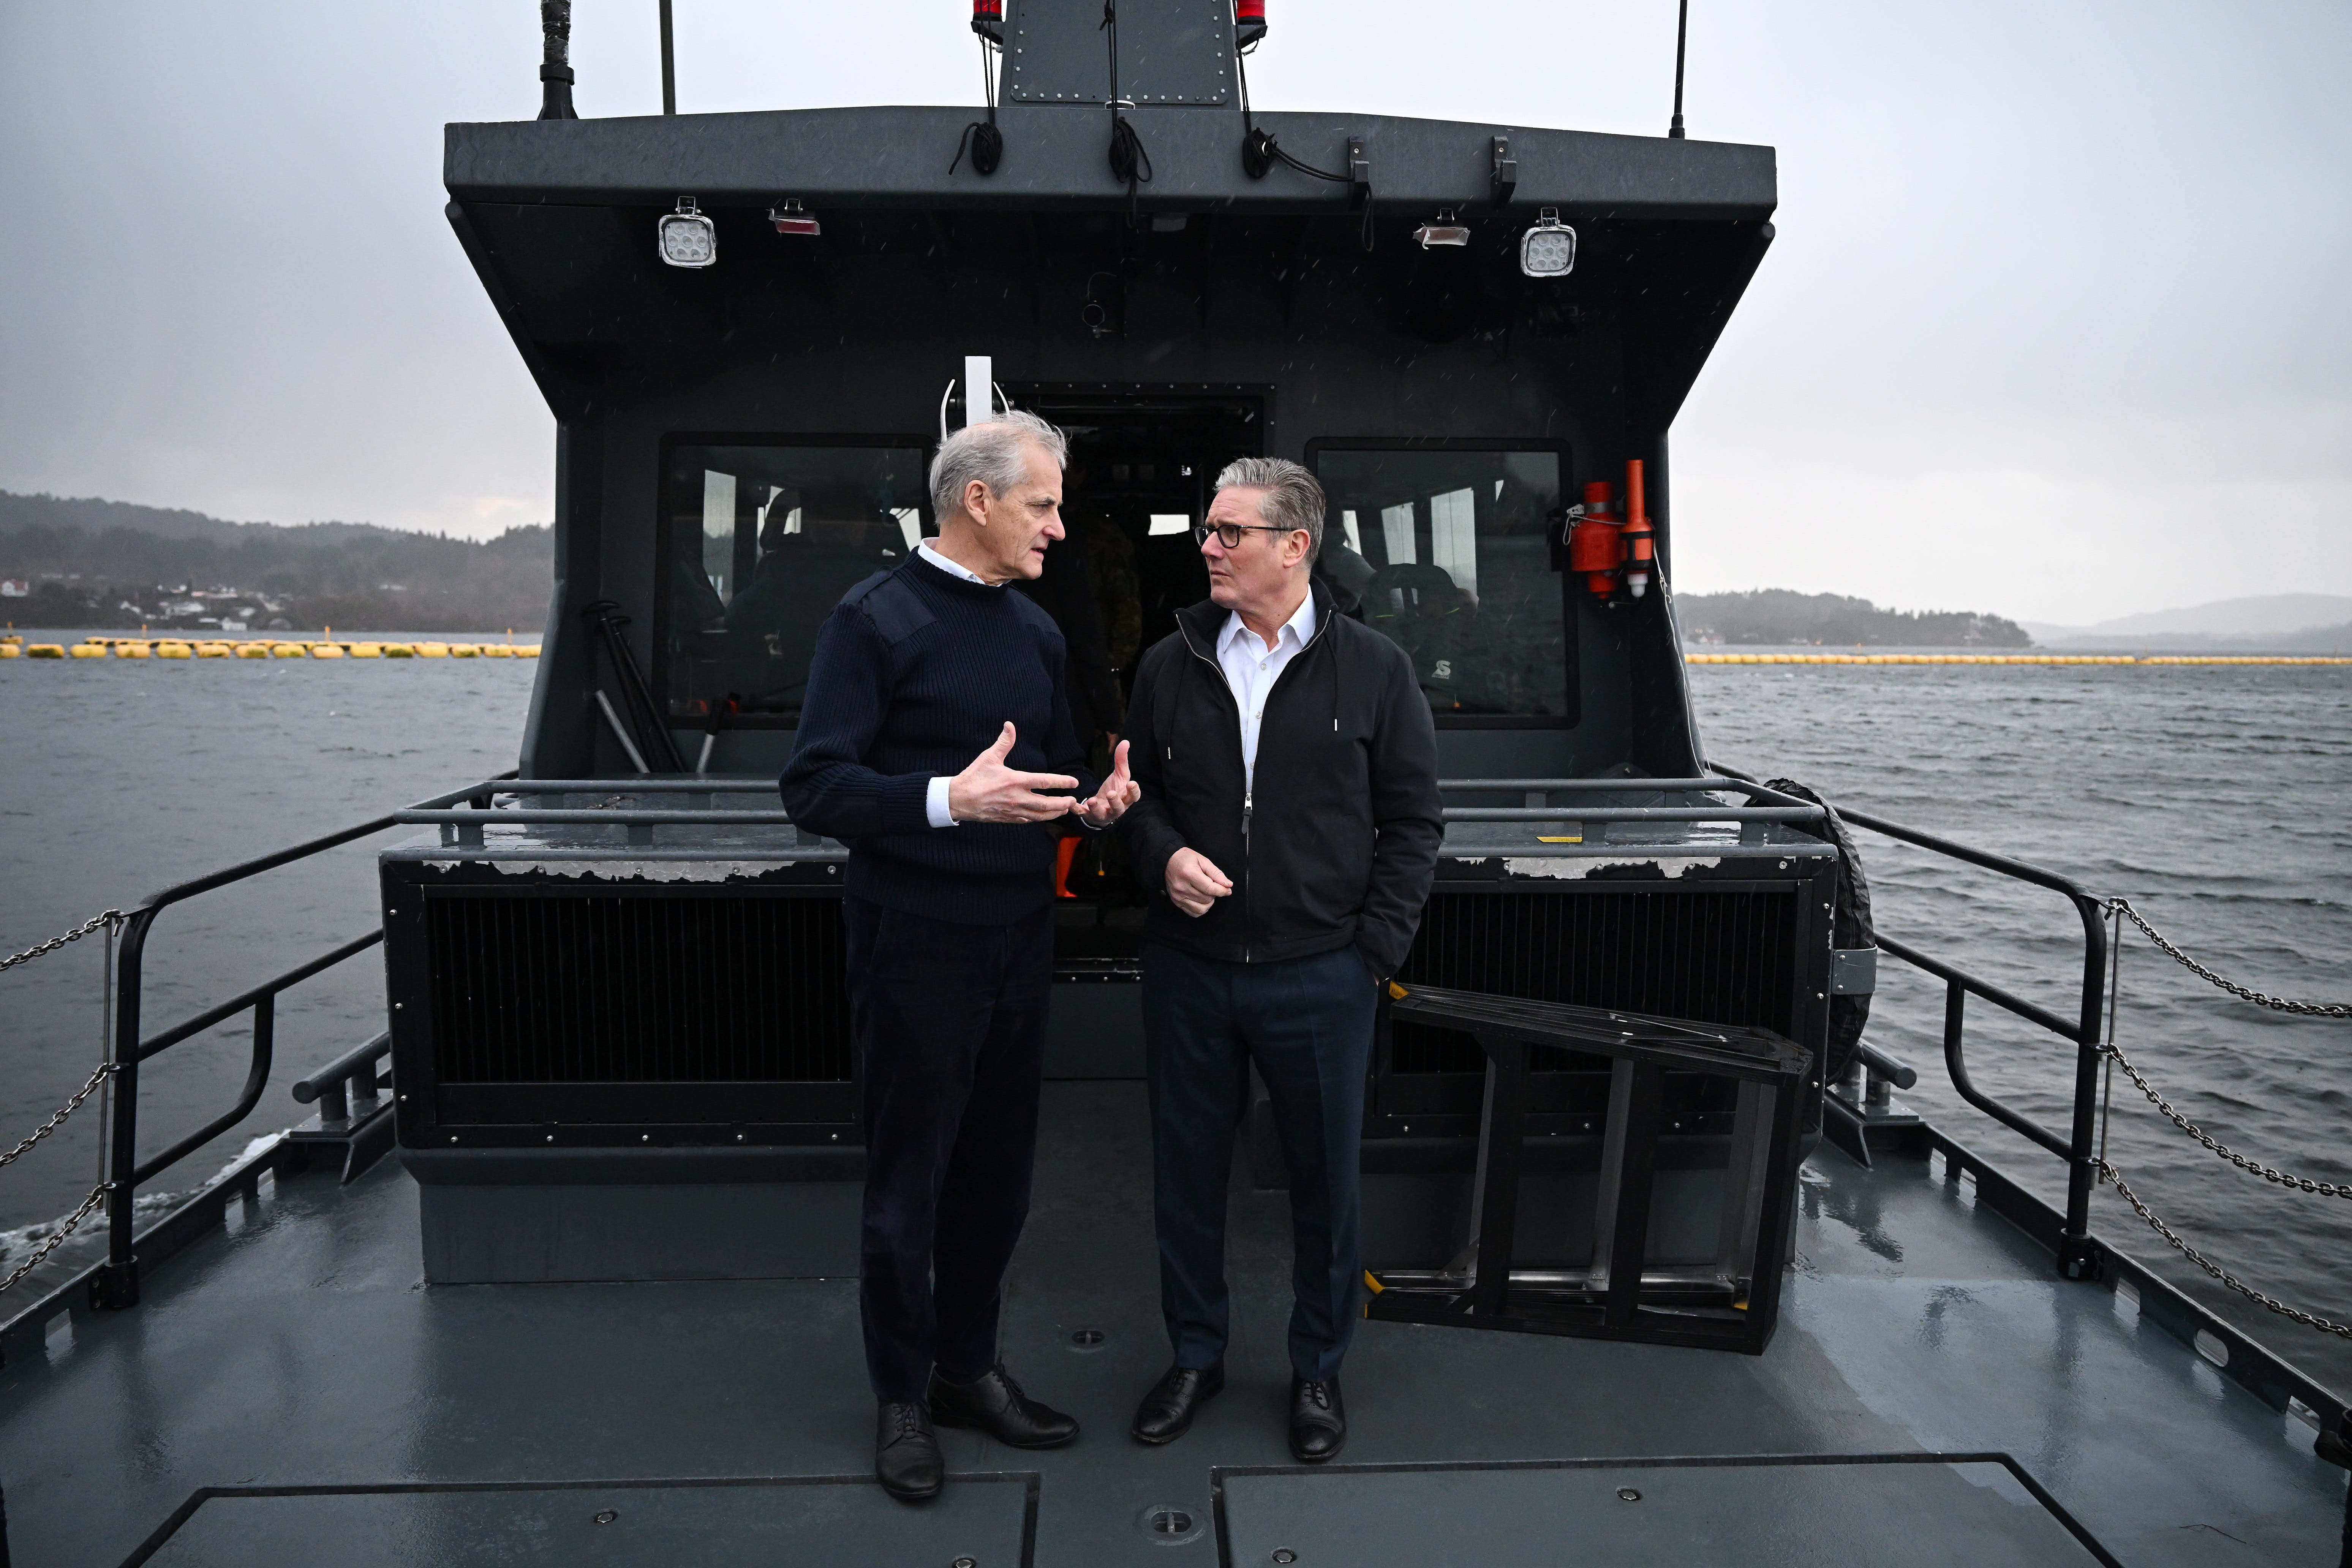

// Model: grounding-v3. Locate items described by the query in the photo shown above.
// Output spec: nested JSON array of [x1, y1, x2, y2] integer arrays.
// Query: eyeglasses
[[1192, 522, 1302, 549]]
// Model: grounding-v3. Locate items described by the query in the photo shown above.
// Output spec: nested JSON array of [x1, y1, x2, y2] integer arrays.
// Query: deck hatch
[[424, 891, 854, 1086], [124, 1474, 1037, 1568], [1212, 1454, 2117, 1567]]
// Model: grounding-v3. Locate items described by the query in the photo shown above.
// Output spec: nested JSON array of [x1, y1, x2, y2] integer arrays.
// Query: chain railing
[[2110, 897, 2351, 1019], [0, 911, 125, 1294], [1, 909, 124, 972], [2089, 897, 2352, 1340]]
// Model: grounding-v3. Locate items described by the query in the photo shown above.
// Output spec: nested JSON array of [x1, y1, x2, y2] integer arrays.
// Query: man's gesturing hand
[[1076, 739, 1141, 828], [1164, 847, 1233, 918], [947, 723, 1080, 824]]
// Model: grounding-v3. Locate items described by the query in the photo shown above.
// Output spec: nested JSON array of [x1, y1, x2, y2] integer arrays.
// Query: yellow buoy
[[0, 642, 18, 658], [514, 643, 541, 658], [382, 643, 415, 657], [271, 643, 307, 658], [349, 642, 383, 658], [481, 643, 513, 658], [417, 642, 449, 658], [449, 643, 480, 658], [116, 641, 152, 659], [155, 641, 193, 659], [236, 642, 270, 658], [195, 641, 233, 657], [28, 643, 66, 658], [311, 643, 345, 659]]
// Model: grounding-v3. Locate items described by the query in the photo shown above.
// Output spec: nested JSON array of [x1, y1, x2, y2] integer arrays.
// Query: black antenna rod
[[1668, 0, 1688, 139], [659, 0, 677, 115], [537, 0, 577, 121]]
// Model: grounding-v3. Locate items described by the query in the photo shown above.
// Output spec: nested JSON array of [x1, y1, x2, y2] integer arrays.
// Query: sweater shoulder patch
[[840, 570, 935, 646]]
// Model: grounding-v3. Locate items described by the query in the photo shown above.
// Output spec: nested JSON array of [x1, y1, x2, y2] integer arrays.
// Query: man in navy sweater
[[780, 411, 1140, 1502]]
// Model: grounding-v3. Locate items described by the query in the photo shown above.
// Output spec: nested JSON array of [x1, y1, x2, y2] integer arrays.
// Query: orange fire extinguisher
[[1622, 460, 1655, 599], [1566, 480, 1623, 599]]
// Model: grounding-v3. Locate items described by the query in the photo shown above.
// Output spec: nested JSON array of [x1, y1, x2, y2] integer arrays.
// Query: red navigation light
[[768, 199, 821, 238], [972, 0, 1004, 41], [1235, 0, 1266, 46]]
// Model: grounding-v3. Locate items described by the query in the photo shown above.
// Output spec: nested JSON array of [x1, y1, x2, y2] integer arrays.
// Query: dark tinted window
[[1313, 446, 1567, 718], [661, 442, 930, 724]]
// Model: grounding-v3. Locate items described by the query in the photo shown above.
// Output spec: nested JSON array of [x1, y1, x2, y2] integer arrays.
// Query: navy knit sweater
[[778, 553, 1099, 923]]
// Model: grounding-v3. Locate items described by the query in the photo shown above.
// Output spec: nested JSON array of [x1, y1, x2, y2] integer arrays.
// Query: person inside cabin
[[778, 411, 1141, 1504]]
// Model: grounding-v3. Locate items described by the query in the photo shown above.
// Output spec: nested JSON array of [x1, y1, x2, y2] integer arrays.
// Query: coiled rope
[[2091, 898, 2351, 1337]]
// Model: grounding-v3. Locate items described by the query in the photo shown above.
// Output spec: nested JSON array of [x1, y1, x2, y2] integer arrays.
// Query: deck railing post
[[95, 909, 154, 1309], [2058, 894, 2109, 1279]]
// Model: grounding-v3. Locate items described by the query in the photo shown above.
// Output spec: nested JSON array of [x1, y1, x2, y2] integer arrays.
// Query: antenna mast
[[538, 0, 577, 120], [660, 0, 677, 114], [1668, 0, 1688, 139]]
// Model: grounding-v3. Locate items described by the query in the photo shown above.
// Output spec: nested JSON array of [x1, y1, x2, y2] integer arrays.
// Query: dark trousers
[[1143, 940, 1379, 1382], [846, 895, 1053, 1403]]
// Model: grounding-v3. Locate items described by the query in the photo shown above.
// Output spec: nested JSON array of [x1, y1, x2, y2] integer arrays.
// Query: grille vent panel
[[1394, 887, 1800, 1076], [426, 894, 853, 1084]]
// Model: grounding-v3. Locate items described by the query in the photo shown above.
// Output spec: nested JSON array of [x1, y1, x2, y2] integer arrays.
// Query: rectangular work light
[[658, 198, 716, 268], [1519, 208, 1577, 277]]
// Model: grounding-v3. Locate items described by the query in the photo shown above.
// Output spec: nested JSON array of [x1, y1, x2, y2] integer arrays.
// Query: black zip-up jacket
[[1119, 582, 1443, 976]]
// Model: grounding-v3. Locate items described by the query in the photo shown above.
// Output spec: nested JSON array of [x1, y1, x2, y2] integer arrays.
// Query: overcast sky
[[2, 2, 2346, 623]]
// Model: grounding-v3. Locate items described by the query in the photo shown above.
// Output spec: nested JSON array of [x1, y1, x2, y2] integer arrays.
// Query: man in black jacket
[[1118, 457, 1442, 1462]]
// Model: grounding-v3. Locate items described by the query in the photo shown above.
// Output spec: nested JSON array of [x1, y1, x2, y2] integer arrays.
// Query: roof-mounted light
[[769, 199, 821, 237], [657, 198, 716, 269], [1413, 209, 1470, 248], [1519, 207, 1577, 277]]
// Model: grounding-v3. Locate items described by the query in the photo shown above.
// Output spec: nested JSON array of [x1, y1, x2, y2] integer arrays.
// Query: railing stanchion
[[2060, 893, 2110, 1278], [97, 911, 153, 1309]]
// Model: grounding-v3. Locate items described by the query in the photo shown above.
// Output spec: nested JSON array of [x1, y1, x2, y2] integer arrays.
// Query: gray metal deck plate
[[134, 1475, 1034, 1567], [1214, 1455, 2109, 1566]]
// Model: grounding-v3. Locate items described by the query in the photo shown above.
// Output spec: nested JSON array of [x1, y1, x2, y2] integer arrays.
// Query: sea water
[[1, 643, 2345, 1389]]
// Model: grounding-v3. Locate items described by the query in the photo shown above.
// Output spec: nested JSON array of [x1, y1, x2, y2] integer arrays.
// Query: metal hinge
[[1831, 947, 1879, 996]]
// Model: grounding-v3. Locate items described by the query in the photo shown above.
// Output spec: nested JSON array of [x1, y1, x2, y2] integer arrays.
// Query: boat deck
[[1, 1081, 2343, 1566]]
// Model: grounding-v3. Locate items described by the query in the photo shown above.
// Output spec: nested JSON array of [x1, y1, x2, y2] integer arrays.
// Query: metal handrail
[[92, 771, 517, 1309], [1709, 760, 2109, 1277]]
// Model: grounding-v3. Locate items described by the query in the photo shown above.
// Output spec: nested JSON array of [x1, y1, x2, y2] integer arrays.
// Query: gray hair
[[1216, 457, 1325, 561], [931, 409, 1069, 523]]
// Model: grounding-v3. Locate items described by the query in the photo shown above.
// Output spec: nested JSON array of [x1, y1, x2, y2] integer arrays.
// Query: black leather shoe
[[875, 1401, 943, 1502], [928, 1363, 1080, 1449], [1130, 1361, 1225, 1445], [1288, 1374, 1346, 1462]]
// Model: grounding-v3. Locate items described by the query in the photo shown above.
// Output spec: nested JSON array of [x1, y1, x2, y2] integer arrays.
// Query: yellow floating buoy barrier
[[449, 643, 479, 658], [349, 642, 382, 658], [481, 643, 513, 658], [271, 643, 308, 658], [0, 642, 19, 658], [27, 644, 65, 658], [382, 643, 416, 657], [71, 642, 110, 659], [514, 644, 541, 658], [116, 641, 152, 659], [310, 643, 345, 659], [416, 642, 449, 658], [236, 642, 271, 658], [155, 641, 193, 659], [195, 641, 234, 657]]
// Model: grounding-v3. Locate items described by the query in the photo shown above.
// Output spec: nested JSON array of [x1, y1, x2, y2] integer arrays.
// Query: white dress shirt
[[918, 541, 990, 827], [1217, 591, 1318, 793]]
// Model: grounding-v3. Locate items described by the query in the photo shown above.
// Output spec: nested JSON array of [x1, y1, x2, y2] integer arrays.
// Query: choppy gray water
[[2, 642, 2346, 1389]]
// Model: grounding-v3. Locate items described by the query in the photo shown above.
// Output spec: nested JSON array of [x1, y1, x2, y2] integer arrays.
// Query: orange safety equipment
[[1566, 479, 1624, 599], [1622, 460, 1656, 599]]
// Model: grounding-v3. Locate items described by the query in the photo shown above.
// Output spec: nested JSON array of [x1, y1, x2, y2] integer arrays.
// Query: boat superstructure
[[1, 3, 2347, 1562]]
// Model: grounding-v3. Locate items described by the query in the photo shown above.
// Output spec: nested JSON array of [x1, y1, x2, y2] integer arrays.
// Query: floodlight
[[1519, 208, 1577, 278], [657, 198, 716, 269]]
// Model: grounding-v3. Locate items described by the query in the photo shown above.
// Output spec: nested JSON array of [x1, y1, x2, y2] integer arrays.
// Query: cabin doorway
[[1008, 387, 1265, 969]]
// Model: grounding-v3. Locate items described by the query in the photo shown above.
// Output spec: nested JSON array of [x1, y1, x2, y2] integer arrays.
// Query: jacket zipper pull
[[1242, 789, 1253, 842]]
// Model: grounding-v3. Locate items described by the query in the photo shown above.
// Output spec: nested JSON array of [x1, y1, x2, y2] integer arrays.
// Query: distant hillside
[[1678, 590, 2032, 648], [0, 491, 552, 633], [2025, 593, 2352, 644]]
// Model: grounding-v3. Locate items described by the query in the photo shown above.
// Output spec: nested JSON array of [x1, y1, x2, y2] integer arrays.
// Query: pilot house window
[[1312, 444, 1570, 720], [661, 441, 931, 725]]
